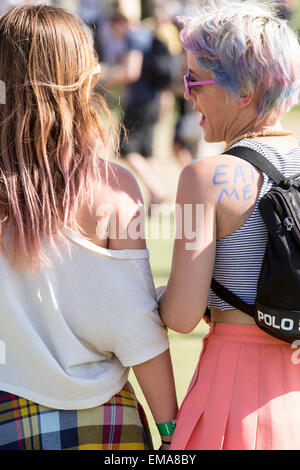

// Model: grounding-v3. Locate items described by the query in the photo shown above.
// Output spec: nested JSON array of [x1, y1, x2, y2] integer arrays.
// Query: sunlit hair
[[179, 0, 300, 123], [0, 4, 114, 272]]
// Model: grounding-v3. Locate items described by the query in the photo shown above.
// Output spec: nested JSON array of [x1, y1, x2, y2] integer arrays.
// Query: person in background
[[0, 3, 178, 450], [51, 0, 80, 14], [78, 0, 104, 26], [146, 2, 184, 132], [117, 0, 141, 25], [158, 0, 300, 450], [275, 0, 296, 20], [77, 0, 107, 59], [147, 3, 205, 166], [0, 0, 32, 14], [173, 96, 203, 166], [98, 10, 129, 67], [100, 9, 170, 211], [171, 42, 204, 166]]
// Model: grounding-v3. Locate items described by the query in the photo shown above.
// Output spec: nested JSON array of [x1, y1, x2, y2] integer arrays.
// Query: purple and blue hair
[[179, 0, 300, 123]]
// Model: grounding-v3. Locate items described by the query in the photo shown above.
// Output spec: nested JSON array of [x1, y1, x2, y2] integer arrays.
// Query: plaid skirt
[[0, 382, 153, 450]]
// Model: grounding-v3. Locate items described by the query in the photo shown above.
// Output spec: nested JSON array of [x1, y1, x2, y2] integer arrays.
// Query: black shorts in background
[[120, 99, 160, 158]]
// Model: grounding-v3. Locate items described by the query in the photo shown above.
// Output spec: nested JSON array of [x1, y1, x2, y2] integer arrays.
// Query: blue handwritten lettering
[[213, 165, 230, 185], [233, 165, 246, 185], [243, 184, 254, 201], [218, 188, 240, 204]]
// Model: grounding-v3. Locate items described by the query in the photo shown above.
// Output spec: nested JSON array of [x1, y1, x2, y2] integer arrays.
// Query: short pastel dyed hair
[[179, 0, 300, 123]]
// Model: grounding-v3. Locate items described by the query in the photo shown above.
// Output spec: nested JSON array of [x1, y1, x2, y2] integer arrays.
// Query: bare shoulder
[[178, 153, 262, 240], [91, 161, 144, 219], [179, 153, 261, 206], [99, 161, 144, 204], [97, 161, 146, 250], [74, 161, 145, 249], [178, 155, 230, 205]]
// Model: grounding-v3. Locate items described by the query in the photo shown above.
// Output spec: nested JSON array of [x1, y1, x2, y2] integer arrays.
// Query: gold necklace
[[224, 129, 292, 152]]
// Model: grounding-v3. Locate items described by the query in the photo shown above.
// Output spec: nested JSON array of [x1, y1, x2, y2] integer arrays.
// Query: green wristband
[[156, 419, 176, 436]]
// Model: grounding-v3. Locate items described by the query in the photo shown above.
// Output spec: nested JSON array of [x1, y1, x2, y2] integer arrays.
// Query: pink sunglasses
[[184, 71, 215, 97]]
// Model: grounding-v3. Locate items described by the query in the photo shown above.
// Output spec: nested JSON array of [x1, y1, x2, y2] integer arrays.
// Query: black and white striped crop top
[[207, 137, 300, 311]]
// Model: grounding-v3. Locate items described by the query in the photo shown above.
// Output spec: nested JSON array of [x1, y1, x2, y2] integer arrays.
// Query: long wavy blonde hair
[[0, 4, 112, 271]]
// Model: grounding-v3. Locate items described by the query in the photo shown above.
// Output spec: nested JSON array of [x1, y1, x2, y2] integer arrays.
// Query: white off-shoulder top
[[0, 227, 169, 409]]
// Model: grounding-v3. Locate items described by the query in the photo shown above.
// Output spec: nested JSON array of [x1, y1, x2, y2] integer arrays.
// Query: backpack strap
[[210, 144, 285, 316], [210, 278, 256, 317], [223, 145, 285, 184]]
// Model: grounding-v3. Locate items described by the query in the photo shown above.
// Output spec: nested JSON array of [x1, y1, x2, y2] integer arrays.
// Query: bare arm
[[133, 350, 178, 447], [159, 160, 217, 333], [158, 152, 263, 332], [107, 165, 178, 447]]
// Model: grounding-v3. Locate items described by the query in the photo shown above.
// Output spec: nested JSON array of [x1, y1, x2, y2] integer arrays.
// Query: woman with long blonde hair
[[0, 4, 177, 450]]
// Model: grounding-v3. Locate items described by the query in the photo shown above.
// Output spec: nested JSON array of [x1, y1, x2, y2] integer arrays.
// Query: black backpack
[[210, 145, 300, 343], [142, 36, 176, 91]]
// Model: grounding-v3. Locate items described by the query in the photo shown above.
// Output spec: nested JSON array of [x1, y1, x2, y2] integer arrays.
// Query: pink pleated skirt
[[171, 321, 300, 450]]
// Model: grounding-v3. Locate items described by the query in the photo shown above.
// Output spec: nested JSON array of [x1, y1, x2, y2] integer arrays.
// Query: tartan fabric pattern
[[0, 382, 153, 450]]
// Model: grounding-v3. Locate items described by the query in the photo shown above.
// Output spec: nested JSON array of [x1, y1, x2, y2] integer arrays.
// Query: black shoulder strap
[[210, 279, 256, 317], [210, 144, 284, 316], [223, 146, 285, 185]]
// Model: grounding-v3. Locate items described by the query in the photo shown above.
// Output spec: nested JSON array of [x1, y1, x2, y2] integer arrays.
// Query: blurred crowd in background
[[0, 0, 299, 205]]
